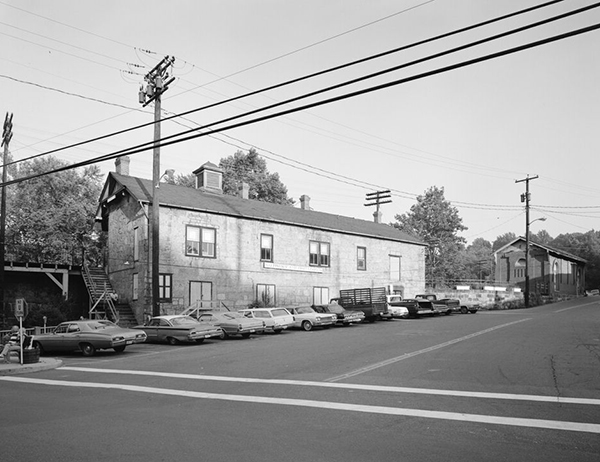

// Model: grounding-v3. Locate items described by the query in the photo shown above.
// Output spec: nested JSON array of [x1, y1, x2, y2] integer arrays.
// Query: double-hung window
[[309, 240, 330, 267], [357, 246, 367, 270], [186, 225, 216, 258], [260, 234, 273, 262], [159, 274, 172, 302]]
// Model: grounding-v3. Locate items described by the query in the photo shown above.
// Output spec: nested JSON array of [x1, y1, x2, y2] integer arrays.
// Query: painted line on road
[[326, 318, 531, 382], [54, 366, 600, 406], [2, 376, 599, 434], [555, 300, 600, 313]]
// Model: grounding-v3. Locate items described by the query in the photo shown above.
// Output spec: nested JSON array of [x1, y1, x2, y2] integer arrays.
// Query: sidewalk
[[0, 357, 63, 376]]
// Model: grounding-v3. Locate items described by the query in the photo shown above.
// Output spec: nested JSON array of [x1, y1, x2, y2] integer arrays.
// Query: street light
[[524, 216, 547, 308]]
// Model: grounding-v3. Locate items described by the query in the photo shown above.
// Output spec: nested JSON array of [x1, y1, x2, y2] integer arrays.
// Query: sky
[[1, 0, 599, 246]]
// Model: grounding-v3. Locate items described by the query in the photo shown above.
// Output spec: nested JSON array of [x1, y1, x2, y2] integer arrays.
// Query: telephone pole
[[364, 190, 392, 223], [1, 112, 13, 325], [138, 56, 175, 317], [515, 174, 538, 308]]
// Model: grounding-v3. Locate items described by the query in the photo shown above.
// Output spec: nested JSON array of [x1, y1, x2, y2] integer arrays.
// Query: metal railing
[[89, 290, 120, 324], [181, 300, 231, 319]]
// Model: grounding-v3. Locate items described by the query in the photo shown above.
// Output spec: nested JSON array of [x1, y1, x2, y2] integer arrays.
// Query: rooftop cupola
[[193, 162, 223, 194]]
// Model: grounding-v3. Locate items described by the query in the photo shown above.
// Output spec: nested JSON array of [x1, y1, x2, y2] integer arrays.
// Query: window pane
[[261, 234, 273, 261]]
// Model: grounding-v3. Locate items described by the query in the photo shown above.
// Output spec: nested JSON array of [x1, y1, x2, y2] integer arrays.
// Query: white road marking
[[326, 318, 531, 382], [2, 376, 599, 434], [555, 300, 600, 313], [43, 366, 600, 406]]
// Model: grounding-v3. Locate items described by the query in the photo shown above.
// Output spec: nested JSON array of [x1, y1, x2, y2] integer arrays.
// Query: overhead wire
[[1, 0, 569, 169], [4, 19, 600, 191]]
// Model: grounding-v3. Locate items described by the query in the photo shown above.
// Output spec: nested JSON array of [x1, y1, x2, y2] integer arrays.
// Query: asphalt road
[[1, 297, 599, 462]]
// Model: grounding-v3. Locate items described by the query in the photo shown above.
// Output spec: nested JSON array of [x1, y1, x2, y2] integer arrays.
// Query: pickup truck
[[415, 294, 478, 314], [332, 287, 388, 322]]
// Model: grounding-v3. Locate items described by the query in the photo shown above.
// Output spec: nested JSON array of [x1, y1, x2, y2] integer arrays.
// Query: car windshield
[[326, 305, 343, 313], [89, 321, 118, 330], [220, 312, 242, 320], [295, 307, 313, 314], [271, 309, 289, 316], [170, 316, 198, 326]]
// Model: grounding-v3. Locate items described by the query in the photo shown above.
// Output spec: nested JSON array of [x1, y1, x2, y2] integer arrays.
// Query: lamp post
[[524, 216, 547, 308]]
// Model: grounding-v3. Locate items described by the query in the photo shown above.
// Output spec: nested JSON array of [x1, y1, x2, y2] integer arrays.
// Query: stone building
[[96, 157, 426, 322]]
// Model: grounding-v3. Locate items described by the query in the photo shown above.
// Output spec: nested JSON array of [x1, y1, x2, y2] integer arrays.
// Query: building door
[[190, 281, 212, 308]]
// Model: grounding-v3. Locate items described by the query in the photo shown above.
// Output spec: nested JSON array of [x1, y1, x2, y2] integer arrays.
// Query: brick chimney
[[373, 210, 382, 224], [300, 195, 311, 210], [192, 162, 223, 194], [115, 156, 130, 176], [239, 182, 249, 199]]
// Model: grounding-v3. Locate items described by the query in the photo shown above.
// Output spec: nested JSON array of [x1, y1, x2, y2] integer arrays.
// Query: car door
[[143, 318, 162, 343]]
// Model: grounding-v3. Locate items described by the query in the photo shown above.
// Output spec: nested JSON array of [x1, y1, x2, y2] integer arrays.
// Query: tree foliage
[[219, 149, 294, 205], [394, 186, 467, 286], [463, 238, 494, 281], [5, 156, 105, 265]]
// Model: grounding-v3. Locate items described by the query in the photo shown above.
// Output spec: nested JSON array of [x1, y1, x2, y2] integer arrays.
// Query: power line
[[4, 20, 599, 189], [2, 0, 571, 170]]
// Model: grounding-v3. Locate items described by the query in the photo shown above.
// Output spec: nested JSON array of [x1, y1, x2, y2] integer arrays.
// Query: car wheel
[[273, 329, 282, 334], [301, 320, 313, 331], [167, 337, 178, 345], [460, 306, 468, 314], [195, 338, 205, 344], [32, 341, 44, 356], [113, 345, 126, 353], [80, 343, 96, 356], [219, 330, 228, 340], [241, 333, 251, 339]]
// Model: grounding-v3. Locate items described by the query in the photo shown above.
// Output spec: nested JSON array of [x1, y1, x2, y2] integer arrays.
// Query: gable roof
[[494, 237, 586, 264], [100, 172, 426, 246]]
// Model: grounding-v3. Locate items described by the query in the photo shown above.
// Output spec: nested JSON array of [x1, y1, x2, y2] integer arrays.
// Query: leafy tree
[[393, 186, 467, 287], [5, 156, 105, 265], [492, 232, 517, 252], [219, 149, 294, 205], [531, 229, 553, 245], [551, 230, 600, 290], [463, 238, 494, 281]]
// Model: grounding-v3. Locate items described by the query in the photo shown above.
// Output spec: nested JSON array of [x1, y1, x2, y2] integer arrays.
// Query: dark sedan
[[32, 320, 147, 356]]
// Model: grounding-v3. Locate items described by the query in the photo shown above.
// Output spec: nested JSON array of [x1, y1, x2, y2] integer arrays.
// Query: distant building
[[95, 157, 427, 322], [494, 237, 586, 298]]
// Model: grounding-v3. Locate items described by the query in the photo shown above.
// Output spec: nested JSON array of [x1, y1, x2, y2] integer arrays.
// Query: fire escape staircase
[[82, 265, 138, 327]]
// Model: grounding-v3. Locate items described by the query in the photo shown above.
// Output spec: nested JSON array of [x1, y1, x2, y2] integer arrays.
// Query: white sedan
[[239, 307, 294, 333], [287, 306, 336, 331]]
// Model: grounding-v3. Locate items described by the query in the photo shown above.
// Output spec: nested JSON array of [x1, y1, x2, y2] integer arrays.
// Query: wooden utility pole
[[364, 190, 392, 223], [1, 112, 13, 325], [139, 56, 175, 317], [515, 174, 538, 308]]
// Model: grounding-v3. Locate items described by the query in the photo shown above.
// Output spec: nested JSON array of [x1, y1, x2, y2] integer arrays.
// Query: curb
[[0, 357, 63, 376]]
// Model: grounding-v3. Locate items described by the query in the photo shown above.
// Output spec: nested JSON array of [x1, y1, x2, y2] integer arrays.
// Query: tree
[[393, 186, 467, 287], [219, 149, 294, 205], [551, 230, 600, 290], [531, 229, 553, 245], [5, 156, 105, 265], [492, 232, 517, 252], [463, 238, 494, 282]]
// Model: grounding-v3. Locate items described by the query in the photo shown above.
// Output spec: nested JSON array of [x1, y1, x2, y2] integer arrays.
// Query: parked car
[[383, 295, 409, 319], [197, 311, 265, 339], [32, 319, 147, 356], [311, 303, 364, 325], [239, 308, 294, 333], [134, 315, 222, 345], [287, 306, 336, 331]]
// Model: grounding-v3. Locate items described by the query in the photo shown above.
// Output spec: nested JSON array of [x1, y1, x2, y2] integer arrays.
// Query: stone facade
[[106, 202, 426, 320]]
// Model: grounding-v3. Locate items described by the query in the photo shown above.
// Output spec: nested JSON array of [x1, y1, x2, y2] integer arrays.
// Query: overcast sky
[[1, 0, 599, 245]]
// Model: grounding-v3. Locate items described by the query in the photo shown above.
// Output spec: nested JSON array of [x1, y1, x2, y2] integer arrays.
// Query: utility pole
[[139, 56, 175, 317], [364, 190, 392, 223], [1, 112, 13, 326], [515, 174, 538, 308]]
